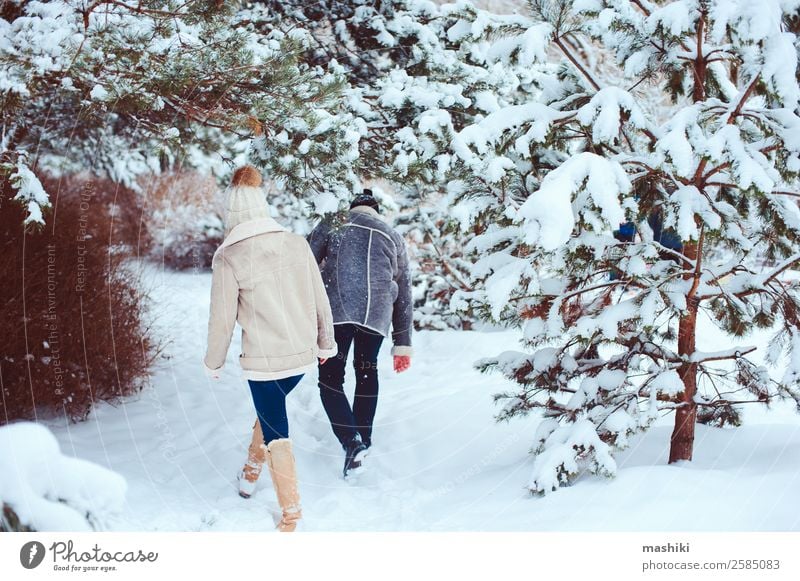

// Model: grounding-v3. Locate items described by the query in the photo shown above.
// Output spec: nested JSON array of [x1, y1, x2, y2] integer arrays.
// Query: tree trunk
[[669, 8, 707, 464], [669, 294, 699, 463]]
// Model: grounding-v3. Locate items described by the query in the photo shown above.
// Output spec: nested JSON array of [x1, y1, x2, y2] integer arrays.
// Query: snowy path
[[46, 266, 800, 531]]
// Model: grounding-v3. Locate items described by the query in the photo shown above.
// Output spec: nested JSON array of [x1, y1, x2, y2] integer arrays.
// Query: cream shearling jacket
[[204, 216, 338, 380]]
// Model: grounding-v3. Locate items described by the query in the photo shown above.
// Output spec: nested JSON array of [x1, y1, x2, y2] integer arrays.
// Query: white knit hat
[[224, 165, 269, 235]]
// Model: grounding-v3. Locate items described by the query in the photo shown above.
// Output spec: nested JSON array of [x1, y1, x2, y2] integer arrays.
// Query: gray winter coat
[[308, 206, 413, 356]]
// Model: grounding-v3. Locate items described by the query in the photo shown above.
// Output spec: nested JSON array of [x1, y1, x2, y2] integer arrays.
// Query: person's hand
[[204, 363, 221, 380], [393, 355, 411, 373]]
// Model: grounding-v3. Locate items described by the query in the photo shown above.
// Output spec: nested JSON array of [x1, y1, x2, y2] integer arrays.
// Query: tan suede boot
[[264, 438, 302, 532], [238, 420, 266, 498]]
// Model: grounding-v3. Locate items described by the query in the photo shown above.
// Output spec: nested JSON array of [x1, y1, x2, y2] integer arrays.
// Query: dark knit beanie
[[350, 189, 380, 213]]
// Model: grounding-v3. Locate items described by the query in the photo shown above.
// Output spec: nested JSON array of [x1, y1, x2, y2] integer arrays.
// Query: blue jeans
[[248, 375, 304, 447], [318, 324, 384, 448]]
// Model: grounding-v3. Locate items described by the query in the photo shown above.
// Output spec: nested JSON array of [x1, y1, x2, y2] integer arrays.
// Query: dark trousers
[[248, 374, 304, 447], [318, 324, 384, 449]]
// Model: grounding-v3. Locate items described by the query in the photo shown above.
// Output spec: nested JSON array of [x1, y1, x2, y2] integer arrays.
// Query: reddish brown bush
[[0, 175, 156, 424]]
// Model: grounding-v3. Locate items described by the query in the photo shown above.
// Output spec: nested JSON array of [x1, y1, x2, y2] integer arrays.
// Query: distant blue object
[[613, 213, 683, 251], [611, 212, 683, 280], [614, 221, 636, 242], [648, 213, 683, 251]]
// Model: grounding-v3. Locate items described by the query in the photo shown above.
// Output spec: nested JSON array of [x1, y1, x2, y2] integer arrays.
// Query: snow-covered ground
[[39, 265, 800, 531]]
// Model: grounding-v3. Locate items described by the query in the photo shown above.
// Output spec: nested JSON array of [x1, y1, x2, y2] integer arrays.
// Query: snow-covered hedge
[[0, 422, 126, 531]]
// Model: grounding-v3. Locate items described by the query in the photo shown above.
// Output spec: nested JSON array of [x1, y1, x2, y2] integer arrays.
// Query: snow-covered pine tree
[[242, 1, 547, 326], [356, 0, 564, 328], [0, 0, 345, 224], [447, 0, 800, 493]]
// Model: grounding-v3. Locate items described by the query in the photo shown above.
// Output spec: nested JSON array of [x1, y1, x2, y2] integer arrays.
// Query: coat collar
[[217, 216, 287, 253], [350, 205, 382, 220]]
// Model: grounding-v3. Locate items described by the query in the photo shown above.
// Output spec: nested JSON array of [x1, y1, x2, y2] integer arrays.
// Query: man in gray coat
[[309, 190, 413, 477]]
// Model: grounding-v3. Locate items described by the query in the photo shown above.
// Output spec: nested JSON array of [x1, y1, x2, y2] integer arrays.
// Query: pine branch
[[726, 75, 760, 124], [700, 255, 800, 302], [757, 253, 800, 288], [689, 346, 757, 363], [652, 241, 696, 269], [703, 144, 780, 183], [770, 191, 800, 199], [552, 34, 601, 92], [85, 0, 204, 19], [422, 233, 474, 292], [509, 279, 641, 304]]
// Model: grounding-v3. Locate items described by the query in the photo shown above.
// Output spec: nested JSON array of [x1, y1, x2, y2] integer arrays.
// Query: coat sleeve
[[306, 244, 338, 358], [390, 233, 414, 356], [204, 250, 239, 371], [307, 220, 330, 265]]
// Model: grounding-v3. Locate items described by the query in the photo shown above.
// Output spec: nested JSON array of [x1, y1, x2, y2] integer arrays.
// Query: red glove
[[393, 355, 411, 373]]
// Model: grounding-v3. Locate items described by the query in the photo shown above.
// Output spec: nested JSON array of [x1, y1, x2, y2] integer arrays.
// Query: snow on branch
[[516, 152, 630, 250], [10, 161, 50, 225], [453, 103, 566, 168], [462, 0, 800, 495], [689, 346, 757, 363], [669, 185, 721, 240], [751, 252, 800, 289], [575, 87, 649, 145], [482, 23, 553, 67], [529, 419, 617, 495]]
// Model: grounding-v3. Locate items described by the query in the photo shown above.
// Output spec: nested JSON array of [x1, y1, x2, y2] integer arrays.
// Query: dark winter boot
[[343, 437, 368, 478]]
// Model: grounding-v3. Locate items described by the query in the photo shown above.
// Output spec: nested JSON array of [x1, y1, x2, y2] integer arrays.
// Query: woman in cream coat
[[204, 165, 337, 532]]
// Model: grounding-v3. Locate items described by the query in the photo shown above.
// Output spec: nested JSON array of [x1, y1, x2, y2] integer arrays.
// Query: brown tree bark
[[669, 278, 699, 463]]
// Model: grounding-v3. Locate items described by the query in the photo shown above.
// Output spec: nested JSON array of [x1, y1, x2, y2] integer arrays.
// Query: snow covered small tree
[[445, 0, 800, 492]]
